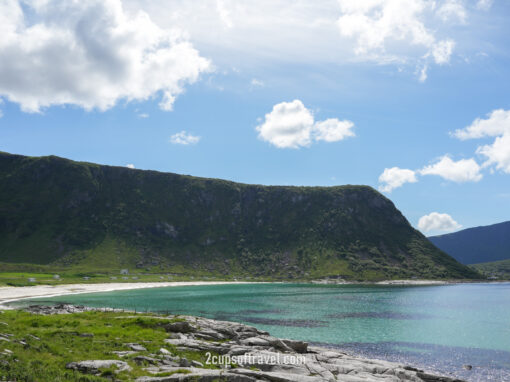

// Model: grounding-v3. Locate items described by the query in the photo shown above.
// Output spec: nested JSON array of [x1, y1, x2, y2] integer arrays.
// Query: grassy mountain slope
[[0, 151, 479, 280], [429, 221, 510, 264], [470, 258, 510, 279]]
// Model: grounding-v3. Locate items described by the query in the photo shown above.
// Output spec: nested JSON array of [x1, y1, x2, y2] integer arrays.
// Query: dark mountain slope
[[471, 258, 510, 279], [429, 221, 510, 264], [0, 151, 478, 280]]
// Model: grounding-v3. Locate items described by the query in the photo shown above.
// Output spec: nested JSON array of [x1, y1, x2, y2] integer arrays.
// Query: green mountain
[[0, 151, 478, 280], [470, 258, 510, 279], [429, 221, 510, 264]]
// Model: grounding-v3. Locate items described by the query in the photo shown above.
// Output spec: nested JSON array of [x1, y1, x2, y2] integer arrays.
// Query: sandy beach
[[0, 278, 479, 310], [0, 281, 255, 309]]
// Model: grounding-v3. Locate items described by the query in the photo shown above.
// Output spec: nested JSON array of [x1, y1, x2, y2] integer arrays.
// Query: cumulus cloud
[[126, 164, 135, 169], [0, 0, 211, 113], [378, 155, 482, 193], [336, 0, 457, 71], [256, 100, 355, 149], [477, 133, 510, 173], [453, 109, 510, 173], [377, 111, 510, 191], [170, 131, 201, 145], [313, 119, 355, 143], [418, 212, 462, 233], [378, 167, 418, 193], [453, 109, 510, 140], [420, 155, 483, 182]]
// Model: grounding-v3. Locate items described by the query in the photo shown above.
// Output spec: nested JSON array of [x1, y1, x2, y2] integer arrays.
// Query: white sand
[[0, 281, 255, 309], [375, 279, 451, 285], [0, 279, 465, 310]]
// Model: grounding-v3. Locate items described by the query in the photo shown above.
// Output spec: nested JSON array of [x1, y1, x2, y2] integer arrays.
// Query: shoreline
[[0, 279, 504, 309], [3, 303, 467, 382], [1, 282, 501, 380], [0, 281, 258, 309]]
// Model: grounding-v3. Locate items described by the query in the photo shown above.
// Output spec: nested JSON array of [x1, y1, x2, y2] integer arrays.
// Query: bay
[[20, 282, 510, 381]]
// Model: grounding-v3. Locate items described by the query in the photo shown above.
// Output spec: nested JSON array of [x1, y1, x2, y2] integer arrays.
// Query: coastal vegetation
[[0, 309, 217, 381], [0, 305, 458, 382], [470, 258, 510, 279]]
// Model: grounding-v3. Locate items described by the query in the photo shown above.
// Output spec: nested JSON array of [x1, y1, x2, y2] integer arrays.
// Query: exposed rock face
[[24, 304, 121, 315], [164, 321, 195, 333], [65, 360, 131, 375], [41, 306, 464, 382], [139, 314, 463, 382]]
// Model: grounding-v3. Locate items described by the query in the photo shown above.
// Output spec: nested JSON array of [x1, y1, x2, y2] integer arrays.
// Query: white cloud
[[170, 131, 201, 145], [418, 212, 462, 233], [431, 39, 455, 65], [476, 0, 493, 11], [437, 0, 467, 23], [420, 155, 483, 182], [477, 133, 510, 173], [378, 167, 418, 193], [138, 113, 149, 119], [378, 111, 510, 190], [126, 164, 135, 169], [336, 0, 456, 69], [453, 109, 510, 173], [123, 0, 348, 66], [216, 0, 233, 29], [0, 0, 211, 113], [453, 109, 510, 140], [256, 100, 314, 149], [121, 0, 474, 81], [313, 119, 355, 142], [256, 100, 355, 149]]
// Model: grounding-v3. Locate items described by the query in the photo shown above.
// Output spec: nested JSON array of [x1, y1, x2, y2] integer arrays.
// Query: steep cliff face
[[0, 152, 479, 280]]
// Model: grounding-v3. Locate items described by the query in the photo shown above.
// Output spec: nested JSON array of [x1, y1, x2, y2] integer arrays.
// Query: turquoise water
[[20, 283, 510, 381]]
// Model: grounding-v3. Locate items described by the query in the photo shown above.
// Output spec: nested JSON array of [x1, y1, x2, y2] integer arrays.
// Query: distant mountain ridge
[[429, 221, 510, 264], [0, 151, 478, 280]]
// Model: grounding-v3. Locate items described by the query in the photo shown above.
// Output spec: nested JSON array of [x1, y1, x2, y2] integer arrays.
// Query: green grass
[[0, 270, 232, 287], [0, 310, 219, 381]]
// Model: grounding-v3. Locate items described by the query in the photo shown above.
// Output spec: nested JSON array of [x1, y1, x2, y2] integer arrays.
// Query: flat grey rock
[[65, 360, 131, 375]]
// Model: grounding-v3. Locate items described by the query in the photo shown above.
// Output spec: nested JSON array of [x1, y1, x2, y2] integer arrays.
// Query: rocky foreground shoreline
[[21, 304, 465, 382]]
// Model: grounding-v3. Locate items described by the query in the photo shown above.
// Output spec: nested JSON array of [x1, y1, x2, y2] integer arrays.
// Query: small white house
[[53, 274, 60, 280], [83, 276, 90, 280], [120, 269, 129, 275], [27, 277, 36, 283]]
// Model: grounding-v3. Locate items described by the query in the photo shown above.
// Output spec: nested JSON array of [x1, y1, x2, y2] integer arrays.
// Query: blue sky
[[0, 0, 509, 235]]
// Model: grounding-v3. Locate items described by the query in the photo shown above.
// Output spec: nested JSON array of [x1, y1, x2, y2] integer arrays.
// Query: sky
[[0, 0, 509, 236]]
